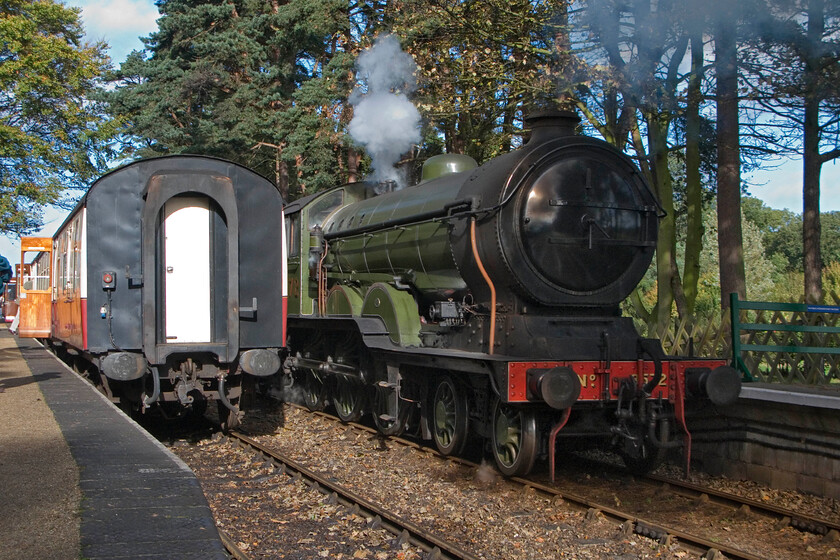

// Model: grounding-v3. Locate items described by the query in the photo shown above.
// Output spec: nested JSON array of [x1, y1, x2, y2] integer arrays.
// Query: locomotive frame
[[18, 155, 287, 427]]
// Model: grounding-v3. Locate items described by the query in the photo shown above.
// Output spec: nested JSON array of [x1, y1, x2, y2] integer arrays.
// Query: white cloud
[[67, 0, 159, 62], [74, 0, 158, 34]]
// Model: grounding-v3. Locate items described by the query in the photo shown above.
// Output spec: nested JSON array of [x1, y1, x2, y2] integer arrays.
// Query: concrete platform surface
[[0, 327, 227, 559]]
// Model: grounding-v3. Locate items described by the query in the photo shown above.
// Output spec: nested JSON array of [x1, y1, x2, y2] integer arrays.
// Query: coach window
[[21, 252, 50, 293], [287, 214, 300, 258], [72, 215, 83, 291], [50, 250, 60, 294], [56, 233, 68, 294], [307, 190, 344, 229], [65, 224, 77, 292]]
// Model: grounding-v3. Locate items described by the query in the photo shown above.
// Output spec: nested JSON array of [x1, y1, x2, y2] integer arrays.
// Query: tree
[[683, 29, 706, 316], [0, 0, 113, 236], [714, 1, 748, 308], [693, 205, 776, 315], [743, 196, 840, 273], [742, 0, 840, 303], [570, 0, 719, 329], [105, 0, 356, 200], [394, 0, 559, 164], [783, 0, 839, 303]]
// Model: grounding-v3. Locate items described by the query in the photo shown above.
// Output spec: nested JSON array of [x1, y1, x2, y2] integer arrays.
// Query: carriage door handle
[[240, 297, 258, 319], [166, 266, 174, 273]]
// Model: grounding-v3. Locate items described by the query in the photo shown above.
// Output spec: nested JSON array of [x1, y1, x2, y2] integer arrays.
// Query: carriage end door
[[162, 197, 211, 343]]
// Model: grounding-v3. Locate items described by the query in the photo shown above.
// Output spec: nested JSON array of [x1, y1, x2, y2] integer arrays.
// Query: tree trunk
[[683, 31, 705, 316], [803, 111, 822, 304], [278, 159, 289, 201], [501, 103, 515, 153], [802, 0, 825, 304], [347, 147, 361, 183], [553, 3, 576, 113], [715, 14, 746, 309], [649, 114, 676, 328]]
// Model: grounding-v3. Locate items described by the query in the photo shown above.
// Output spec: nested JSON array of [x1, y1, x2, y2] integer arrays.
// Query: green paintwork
[[326, 284, 364, 316], [361, 283, 422, 346], [730, 292, 840, 383], [287, 178, 469, 348], [420, 154, 478, 182], [287, 185, 367, 317], [323, 177, 468, 295]]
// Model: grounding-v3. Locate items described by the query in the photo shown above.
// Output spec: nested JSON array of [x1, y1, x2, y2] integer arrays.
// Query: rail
[[285, 404, 774, 560], [730, 293, 840, 384], [228, 431, 480, 560]]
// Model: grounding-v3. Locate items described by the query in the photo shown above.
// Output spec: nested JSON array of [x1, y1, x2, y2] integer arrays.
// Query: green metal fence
[[730, 293, 840, 384]]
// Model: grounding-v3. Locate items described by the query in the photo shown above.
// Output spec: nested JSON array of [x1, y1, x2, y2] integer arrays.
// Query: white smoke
[[348, 35, 421, 187], [475, 460, 500, 485]]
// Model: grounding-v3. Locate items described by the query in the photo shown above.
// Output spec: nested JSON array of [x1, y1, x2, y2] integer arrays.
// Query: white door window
[[164, 197, 211, 343]]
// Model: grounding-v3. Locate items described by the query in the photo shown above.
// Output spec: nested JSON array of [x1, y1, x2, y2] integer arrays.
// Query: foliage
[[106, 0, 577, 198], [280, 50, 357, 196], [741, 0, 840, 163], [0, 254, 11, 289], [91, 0, 840, 329], [103, 0, 356, 198], [743, 196, 840, 271], [566, 0, 746, 328], [768, 264, 840, 303], [0, 0, 114, 236], [393, 0, 559, 162], [569, 0, 840, 325], [626, 204, 777, 327], [693, 207, 777, 316], [740, 0, 840, 302]]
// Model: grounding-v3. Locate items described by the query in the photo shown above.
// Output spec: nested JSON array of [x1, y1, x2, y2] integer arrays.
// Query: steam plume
[[348, 35, 421, 187]]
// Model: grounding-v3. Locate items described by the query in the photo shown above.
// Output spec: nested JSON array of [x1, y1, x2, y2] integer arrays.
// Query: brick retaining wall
[[686, 384, 840, 499]]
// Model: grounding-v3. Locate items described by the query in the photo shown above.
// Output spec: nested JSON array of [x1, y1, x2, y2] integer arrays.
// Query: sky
[[0, 0, 838, 265]]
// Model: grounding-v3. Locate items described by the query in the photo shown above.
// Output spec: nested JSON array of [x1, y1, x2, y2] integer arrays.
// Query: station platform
[[689, 377, 840, 499], [0, 327, 227, 559], [739, 381, 840, 409]]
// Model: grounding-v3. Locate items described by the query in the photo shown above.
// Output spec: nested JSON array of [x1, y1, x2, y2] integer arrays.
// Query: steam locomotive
[[283, 111, 740, 476], [16, 156, 287, 428]]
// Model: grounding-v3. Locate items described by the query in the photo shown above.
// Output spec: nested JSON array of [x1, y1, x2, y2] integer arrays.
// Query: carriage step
[[378, 414, 397, 423]]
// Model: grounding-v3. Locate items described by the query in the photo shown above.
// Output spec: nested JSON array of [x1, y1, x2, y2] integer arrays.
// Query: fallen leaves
[[171, 403, 836, 560]]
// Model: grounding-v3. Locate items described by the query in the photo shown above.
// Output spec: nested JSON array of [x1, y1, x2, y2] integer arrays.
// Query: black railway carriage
[[28, 155, 287, 426]]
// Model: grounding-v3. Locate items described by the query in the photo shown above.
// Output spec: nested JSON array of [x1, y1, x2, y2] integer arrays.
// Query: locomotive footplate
[[507, 358, 735, 479], [506, 359, 729, 404]]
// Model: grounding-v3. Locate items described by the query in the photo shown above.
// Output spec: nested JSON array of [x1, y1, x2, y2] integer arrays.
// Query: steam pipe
[[638, 339, 665, 395], [470, 217, 495, 355], [143, 366, 160, 408], [218, 375, 238, 412], [647, 417, 681, 449]]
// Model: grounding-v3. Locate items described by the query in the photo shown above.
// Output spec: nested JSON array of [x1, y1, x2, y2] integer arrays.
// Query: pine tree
[[105, 0, 356, 199]]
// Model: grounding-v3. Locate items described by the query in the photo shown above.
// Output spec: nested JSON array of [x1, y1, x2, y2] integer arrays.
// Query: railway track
[[218, 528, 252, 560], [226, 430, 480, 560], [645, 472, 840, 538], [333, 429, 759, 559], [272, 402, 834, 560], [531, 447, 840, 539]]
